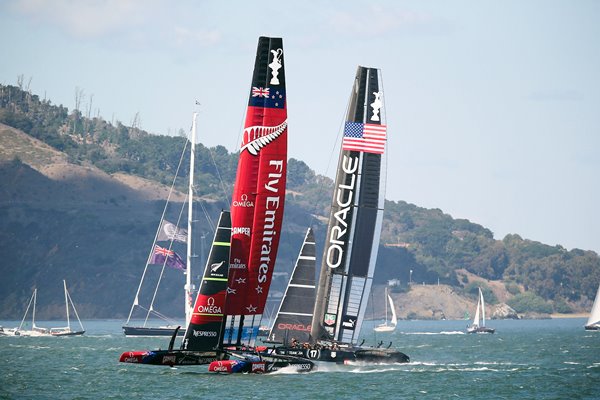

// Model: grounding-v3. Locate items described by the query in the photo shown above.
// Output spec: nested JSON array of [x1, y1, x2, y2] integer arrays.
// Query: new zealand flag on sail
[[248, 87, 286, 109]]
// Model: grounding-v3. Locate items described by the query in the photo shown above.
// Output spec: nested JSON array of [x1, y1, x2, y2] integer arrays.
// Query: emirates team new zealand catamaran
[[120, 37, 312, 373]]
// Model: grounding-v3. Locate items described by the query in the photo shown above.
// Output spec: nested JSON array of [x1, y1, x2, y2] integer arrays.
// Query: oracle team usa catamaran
[[262, 66, 409, 366]]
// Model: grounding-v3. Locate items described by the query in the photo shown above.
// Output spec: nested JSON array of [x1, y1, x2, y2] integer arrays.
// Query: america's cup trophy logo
[[370, 91, 383, 121], [269, 48, 283, 85]]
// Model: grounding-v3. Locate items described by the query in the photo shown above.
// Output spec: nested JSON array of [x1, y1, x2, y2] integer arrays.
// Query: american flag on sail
[[342, 122, 387, 154]]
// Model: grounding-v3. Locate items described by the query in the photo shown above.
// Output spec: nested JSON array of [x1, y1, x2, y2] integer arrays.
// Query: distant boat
[[467, 287, 495, 334], [7, 281, 85, 337], [10, 288, 50, 336], [585, 284, 600, 331], [49, 280, 85, 336], [374, 287, 397, 332]]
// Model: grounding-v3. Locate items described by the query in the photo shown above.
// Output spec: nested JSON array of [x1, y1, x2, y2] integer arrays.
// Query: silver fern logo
[[241, 120, 287, 156]]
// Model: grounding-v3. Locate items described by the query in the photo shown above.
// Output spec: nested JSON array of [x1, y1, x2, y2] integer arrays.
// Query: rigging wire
[[305, 70, 356, 231], [144, 123, 192, 325], [126, 132, 190, 325], [207, 145, 232, 210]]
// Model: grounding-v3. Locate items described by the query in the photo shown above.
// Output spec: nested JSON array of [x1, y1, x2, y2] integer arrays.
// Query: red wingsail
[[225, 37, 287, 342]]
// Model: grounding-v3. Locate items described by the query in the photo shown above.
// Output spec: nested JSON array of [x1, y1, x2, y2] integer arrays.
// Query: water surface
[[1, 318, 598, 399]]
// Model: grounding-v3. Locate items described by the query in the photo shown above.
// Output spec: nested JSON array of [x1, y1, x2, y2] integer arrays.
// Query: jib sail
[[268, 228, 316, 344]]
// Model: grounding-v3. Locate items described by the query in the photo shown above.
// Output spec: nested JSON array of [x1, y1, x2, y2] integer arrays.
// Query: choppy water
[[1, 318, 598, 399]]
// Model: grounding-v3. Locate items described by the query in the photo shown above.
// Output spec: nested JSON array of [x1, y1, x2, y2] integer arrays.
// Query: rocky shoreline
[[369, 283, 587, 321]]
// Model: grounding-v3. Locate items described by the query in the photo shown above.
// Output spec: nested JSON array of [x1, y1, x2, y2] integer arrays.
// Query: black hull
[[584, 325, 600, 331], [257, 327, 270, 337], [122, 326, 185, 337], [119, 347, 314, 372], [119, 349, 219, 366], [266, 345, 409, 365], [467, 327, 495, 334], [51, 330, 85, 337], [209, 354, 314, 374]]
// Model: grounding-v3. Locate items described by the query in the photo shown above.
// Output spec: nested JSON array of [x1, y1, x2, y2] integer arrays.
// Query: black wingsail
[[268, 228, 316, 344], [181, 211, 231, 351], [311, 67, 386, 345]]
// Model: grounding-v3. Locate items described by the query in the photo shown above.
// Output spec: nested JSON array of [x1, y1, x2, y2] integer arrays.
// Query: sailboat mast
[[63, 280, 70, 329], [185, 112, 198, 327], [32, 289, 37, 327], [18, 290, 35, 331]]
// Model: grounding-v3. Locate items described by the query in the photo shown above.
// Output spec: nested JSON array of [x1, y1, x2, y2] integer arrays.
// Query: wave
[[402, 331, 465, 335]]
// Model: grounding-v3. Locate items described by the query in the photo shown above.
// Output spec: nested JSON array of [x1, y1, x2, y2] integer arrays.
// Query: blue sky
[[1, 0, 599, 253]]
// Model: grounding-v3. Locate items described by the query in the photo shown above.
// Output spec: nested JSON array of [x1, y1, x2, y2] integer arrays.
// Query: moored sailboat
[[122, 114, 199, 337], [11, 289, 50, 336], [7, 282, 85, 337], [49, 280, 85, 336], [467, 287, 495, 334], [123, 113, 196, 337], [584, 284, 600, 331]]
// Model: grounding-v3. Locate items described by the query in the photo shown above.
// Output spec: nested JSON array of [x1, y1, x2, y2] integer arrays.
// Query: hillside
[[1, 84, 599, 320]]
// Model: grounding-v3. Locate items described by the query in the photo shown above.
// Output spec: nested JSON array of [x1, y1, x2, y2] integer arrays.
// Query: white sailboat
[[11, 288, 51, 336], [49, 280, 85, 336], [7, 281, 85, 337], [467, 287, 495, 334], [585, 284, 600, 331], [374, 287, 397, 332], [123, 113, 199, 337]]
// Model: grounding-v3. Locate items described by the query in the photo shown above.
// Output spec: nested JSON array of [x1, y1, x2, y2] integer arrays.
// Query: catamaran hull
[[584, 324, 600, 331], [122, 326, 185, 337], [208, 358, 314, 374], [467, 327, 495, 334], [374, 325, 395, 332], [267, 346, 409, 365], [119, 350, 219, 366]]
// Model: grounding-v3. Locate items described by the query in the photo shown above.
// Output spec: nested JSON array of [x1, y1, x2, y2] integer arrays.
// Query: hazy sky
[[1, 1, 599, 253]]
